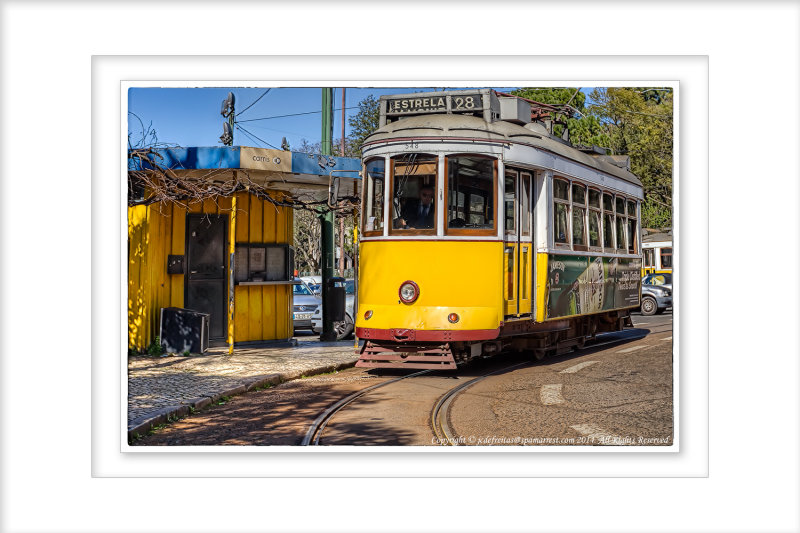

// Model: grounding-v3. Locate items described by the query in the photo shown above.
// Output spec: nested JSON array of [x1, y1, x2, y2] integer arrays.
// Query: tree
[[510, 87, 607, 145], [293, 208, 322, 274], [588, 87, 674, 229], [347, 94, 380, 157]]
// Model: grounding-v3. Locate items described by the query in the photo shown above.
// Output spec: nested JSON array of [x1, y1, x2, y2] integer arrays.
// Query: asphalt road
[[447, 313, 673, 445]]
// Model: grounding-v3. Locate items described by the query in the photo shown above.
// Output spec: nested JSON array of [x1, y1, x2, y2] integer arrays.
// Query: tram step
[[356, 342, 457, 370]]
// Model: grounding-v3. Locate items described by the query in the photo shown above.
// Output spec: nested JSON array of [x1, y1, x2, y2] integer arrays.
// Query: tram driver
[[394, 185, 435, 229]]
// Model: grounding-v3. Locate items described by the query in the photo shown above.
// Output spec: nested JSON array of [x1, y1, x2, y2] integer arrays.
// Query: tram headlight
[[399, 280, 419, 304]]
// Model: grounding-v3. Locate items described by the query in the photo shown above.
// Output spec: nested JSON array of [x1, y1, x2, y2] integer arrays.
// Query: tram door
[[503, 169, 533, 317]]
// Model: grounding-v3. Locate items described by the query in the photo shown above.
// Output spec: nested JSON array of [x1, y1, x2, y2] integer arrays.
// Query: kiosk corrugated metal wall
[[127, 192, 293, 351]]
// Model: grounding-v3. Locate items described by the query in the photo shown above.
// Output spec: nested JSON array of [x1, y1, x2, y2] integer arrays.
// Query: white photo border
[[1, 1, 797, 532]]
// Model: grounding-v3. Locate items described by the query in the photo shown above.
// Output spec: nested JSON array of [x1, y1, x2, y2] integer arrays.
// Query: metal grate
[[356, 341, 457, 370]]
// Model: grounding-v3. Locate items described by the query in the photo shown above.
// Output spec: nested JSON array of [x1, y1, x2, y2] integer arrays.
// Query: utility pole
[[319, 88, 337, 341], [339, 88, 346, 275]]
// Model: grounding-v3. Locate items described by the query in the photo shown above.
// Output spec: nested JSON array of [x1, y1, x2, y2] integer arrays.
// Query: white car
[[300, 275, 322, 294], [312, 279, 355, 340]]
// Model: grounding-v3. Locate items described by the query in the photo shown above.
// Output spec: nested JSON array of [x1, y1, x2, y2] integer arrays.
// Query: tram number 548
[[453, 96, 477, 110]]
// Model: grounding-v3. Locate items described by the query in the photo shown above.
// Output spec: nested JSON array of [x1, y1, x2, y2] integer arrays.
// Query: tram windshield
[[390, 154, 438, 233], [446, 155, 495, 233]]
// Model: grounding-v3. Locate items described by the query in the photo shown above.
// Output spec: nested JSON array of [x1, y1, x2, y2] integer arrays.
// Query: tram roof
[[363, 114, 643, 187], [642, 232, 672, 243]]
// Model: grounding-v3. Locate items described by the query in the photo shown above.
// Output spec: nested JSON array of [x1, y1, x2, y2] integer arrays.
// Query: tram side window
[[446, 155, 495, 232], [661, 247, 673, 268], [504, 173, 516, 233], [391, 154, 438, 232], [627, 199, 638, 254], [603, 192, 614, 250], [553, 178, 570, 245], [572, 183, 587, 250], [615, 196, 627, 252], [644, 248, 655, 267], [588, 189, 601, 249], [520, 173, 531, 237], [363, 158, 385, 234]]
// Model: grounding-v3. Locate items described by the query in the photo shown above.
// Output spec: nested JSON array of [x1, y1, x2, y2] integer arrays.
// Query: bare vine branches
[[128, 148, 360, 216]]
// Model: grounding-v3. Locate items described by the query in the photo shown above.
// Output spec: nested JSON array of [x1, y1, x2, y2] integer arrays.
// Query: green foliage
[[510, 87, 585, 111], [567, 115, 611, 149], [347, 94, 380, 157], [147, 336, 164, 356], [588, 87, 673, 228], [510, 87, 586, 140]]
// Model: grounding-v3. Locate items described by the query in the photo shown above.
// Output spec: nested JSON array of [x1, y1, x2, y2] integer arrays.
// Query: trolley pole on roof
[[319, 88, 337, 341]]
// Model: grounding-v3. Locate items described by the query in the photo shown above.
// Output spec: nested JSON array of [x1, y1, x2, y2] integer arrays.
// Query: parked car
[[642, 272, 672, 292], [312, 279, 356, 340], [292, 279, 321, 331], [639, 276, 672, 316], [300, 276, 322, 294]]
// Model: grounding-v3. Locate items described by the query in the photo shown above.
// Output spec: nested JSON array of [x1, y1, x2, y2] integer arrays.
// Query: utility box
[[498, 97, 532, 125], [325, 277, 346, 322], [159, 307, 210, 354]]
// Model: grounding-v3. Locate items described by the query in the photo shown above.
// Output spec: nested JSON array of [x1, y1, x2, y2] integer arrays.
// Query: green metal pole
[[320, 88, 336, 341]]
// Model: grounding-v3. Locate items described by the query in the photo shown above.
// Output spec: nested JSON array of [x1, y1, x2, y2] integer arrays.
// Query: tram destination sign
[[386, 93, 483, 115]]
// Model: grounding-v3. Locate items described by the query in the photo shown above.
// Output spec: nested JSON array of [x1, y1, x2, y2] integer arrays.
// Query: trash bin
[[325, 277, 346, 322], [159, 307, 210, 354]]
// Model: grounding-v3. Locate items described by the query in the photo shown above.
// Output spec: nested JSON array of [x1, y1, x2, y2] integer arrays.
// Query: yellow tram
[[355, 89, 643, 369]]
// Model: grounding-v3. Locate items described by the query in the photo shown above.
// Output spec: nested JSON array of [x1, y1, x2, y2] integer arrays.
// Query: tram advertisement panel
[[546, 255, 641, 318]]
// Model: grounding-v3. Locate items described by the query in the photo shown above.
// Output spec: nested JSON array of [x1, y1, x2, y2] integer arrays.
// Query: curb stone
[[127, 360, 357, 443]]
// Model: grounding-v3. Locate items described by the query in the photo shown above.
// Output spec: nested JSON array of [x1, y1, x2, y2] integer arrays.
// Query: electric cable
[[236, 89, 271, 117]]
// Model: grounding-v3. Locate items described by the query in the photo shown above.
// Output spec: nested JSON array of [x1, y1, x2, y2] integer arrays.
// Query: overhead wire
[[234, 124, 280, 150], [237, 106, 359, 123], [236, 88, 271, 117]]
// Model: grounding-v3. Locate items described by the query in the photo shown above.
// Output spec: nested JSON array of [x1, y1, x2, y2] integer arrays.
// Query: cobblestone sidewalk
[[127, 338, 360, 437]]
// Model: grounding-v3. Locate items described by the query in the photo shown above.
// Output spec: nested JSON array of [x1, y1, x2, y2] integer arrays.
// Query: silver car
[[312, 279, 355, 340], [292, 279, 321, 331]]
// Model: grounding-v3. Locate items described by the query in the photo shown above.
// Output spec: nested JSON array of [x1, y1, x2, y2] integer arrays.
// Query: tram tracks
[[301, 369, 431, 445], [302, 325, 670, 446]]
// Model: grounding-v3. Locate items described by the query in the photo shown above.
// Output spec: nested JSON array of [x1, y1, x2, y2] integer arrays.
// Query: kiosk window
[[234, 243, 293, 283]]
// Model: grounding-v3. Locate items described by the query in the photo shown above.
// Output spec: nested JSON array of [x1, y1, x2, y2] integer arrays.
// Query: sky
[[127, 86, 528, 151]]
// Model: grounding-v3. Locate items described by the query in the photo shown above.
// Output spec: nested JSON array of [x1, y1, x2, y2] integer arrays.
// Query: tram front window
[[390, 154, 438, 232], [362, 157, 385, 234], [446, 155, 495, 233]]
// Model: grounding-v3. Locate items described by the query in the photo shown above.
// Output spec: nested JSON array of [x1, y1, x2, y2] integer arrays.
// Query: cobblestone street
[[127, 335, 360, 431]]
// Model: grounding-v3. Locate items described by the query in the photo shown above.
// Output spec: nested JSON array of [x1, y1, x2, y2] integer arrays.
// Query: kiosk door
[[185, 214, 227, 339]]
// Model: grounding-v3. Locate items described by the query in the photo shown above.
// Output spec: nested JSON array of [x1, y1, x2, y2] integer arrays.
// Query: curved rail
[[301, 369, 431, 446], [431, 361, 529, 445]]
